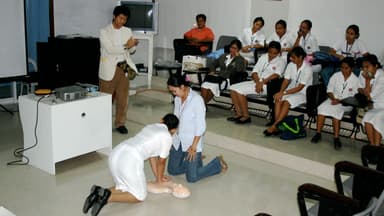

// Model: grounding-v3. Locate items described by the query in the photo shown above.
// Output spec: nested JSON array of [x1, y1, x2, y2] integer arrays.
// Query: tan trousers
[[99, 66, 129, 127]]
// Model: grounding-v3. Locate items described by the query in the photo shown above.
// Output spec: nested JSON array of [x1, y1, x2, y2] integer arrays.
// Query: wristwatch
[[283, 90, 287, 95]]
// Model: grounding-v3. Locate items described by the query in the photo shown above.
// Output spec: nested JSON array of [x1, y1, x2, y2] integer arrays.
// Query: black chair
[[173, 38, 213, 63], [361, 144, 384, 172], [297, 161, 384, 216]]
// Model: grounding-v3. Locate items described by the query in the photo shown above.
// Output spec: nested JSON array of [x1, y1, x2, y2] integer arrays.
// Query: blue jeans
[[167, 145, 221, 183]]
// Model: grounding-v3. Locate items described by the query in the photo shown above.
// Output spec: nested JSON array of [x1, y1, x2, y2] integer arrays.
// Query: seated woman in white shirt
[[200, 39, 246, 105], [311, 57, 359, 149], [239, 17, 266, 65], [82, 113, 179, 216], [266, 19, 295, 62], [358, 54, 384, 146], [264, 46, 313, 136], [228, 41, 286, 124], [321, 24, 369, 86]]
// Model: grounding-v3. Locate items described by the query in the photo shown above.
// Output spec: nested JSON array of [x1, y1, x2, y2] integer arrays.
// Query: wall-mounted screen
[[118, 1, 159, 34]]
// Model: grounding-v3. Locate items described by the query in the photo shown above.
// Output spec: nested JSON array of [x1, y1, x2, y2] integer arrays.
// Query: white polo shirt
[[359, 69, 384, 108], [267, 31, 295, 58], [327, 71, 359, 100]]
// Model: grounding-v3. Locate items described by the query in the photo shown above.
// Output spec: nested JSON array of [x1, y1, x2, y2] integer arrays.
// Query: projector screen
[[287, 0, 384, 61], [0, 0, 27, 79]]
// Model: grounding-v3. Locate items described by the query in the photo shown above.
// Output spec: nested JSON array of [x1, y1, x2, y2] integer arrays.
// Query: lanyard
[[342, 42, 354, 57], [259, 62, 270, 78], [341, 81, 348, 95], [295, 70, 302, 86]]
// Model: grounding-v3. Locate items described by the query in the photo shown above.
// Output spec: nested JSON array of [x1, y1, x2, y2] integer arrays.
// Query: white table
[[18, 92, 112, 175]]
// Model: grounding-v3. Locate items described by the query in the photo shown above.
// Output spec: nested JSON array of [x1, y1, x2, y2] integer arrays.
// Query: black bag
[[277, 115, 307, 140], [229, 71, 248, 85], [204, 74, 228, 91]]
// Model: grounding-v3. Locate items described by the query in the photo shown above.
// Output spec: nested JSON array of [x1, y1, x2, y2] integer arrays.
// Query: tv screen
[[119, 1, 159, 34]]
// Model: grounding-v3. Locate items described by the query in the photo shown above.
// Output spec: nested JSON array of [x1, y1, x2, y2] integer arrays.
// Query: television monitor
[[118, 1, 159, 34]]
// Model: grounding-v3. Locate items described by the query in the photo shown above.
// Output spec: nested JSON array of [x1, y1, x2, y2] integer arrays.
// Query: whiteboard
[[0, 0, 27, 79], [288, 0, 384, 61]]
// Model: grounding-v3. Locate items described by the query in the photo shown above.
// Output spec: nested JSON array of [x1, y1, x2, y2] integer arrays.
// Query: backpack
[[277, 115, 307, 140]]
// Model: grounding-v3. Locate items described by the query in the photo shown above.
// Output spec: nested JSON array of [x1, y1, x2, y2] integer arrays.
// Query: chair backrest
[[335, 161, 384, 209], [361, 144, 384, 172], [216, 35, 238, 51]]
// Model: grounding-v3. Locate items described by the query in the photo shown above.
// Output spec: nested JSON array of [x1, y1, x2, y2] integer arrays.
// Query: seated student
[[228, 41, 286, 124], [239, 17, 266, 65], [266, 19, 295, 62], [311, 57, 359, 149], [174, 14, 215, 63], [358, 54, 384, 146], [200, 39, 246, 105], [321, 24, 369, 85], [264, 46, 313, 136], [293, 19, 321, 75], [82, 113, 179, 216]]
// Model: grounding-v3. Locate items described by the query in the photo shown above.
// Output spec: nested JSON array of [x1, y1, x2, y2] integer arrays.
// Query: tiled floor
[[0, 76, 366, 215]]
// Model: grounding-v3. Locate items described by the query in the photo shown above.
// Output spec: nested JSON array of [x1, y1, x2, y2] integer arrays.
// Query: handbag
[[117, 61, 137, 80], [229, 71, 248, 85], [277, 115, 307, 140]]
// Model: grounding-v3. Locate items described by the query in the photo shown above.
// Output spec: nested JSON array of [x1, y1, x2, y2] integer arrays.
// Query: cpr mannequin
[[147, 181, 191, 199]]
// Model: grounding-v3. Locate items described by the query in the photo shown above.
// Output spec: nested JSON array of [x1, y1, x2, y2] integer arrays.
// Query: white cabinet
[[18, 93, 112, 175]]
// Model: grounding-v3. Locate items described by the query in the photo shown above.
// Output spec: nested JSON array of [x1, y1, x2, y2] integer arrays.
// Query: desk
[[18, 93, 112, 175]]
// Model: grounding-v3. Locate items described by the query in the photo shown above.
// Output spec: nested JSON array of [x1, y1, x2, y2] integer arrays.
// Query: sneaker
[[116, 126, 128, 134], [91, 188, 111, 216], [334, 138, 342, 150], [311, 133, 322, 143]]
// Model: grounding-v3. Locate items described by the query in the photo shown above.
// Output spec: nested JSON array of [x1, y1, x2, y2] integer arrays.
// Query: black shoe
[[311, 133, 322, 143], [116, 126, 128, 134], [82, 185, 101, 214], [91, 188, 111, 216], [263, 129, 274, 137], [227, 116, 242, 122], [334, 138, 342, 150], [236, 117, 251, 124]]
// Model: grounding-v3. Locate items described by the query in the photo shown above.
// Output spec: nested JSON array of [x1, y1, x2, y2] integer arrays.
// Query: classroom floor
[[0, 75, 366, 216]]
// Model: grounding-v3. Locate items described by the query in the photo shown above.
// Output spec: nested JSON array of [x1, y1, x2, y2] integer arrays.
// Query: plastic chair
[[361, 144, 384, 172]]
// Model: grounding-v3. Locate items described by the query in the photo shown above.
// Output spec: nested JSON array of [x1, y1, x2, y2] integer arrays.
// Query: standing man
[[99, 5, 139, 134]]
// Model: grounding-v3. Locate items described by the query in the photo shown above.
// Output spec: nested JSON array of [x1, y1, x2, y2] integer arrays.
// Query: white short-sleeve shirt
[[251, 54, 286, 79], [327, 71, 359, 100], [298, 32, 319, 55], [267, 31, 295, 57], [240, 27, 265, 46], [118, 123, 173, 160], [284, 61, 313, 93], [332, 39, 368, 59], [358, 69, 384, 108]]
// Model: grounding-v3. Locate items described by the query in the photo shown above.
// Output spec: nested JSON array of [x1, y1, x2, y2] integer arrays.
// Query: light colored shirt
[[332, 38, 368, 59], [327, 71, 359, 100], [173, 89, 206, 152], [240, 27, 265, 46], [251, 53, 286, 79], [267, 31, 295, 58], [284, 61, 313, 93], [358, 69, 384, 108], [118, 123, 173, 160], [298, 32, 319, 55]]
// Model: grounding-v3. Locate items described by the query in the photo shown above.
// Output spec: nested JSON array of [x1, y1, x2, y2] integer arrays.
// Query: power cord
[[7, 94, 50, 166]]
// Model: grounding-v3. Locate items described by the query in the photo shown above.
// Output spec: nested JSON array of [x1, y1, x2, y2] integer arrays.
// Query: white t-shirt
[[240, 27, 265, 46], [358, 69, 384, 108], [124, 123, 173, 159], [332, 38, 368, 59], [251, 53, 286, 79], [284, 61, 313, 93], [298, 32, 319, 55], [327, 71, 359, 100]]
